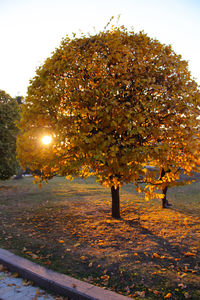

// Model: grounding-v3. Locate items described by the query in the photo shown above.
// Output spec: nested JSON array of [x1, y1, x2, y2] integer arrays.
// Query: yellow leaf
[[134, 291, 146, 298], [36, 288, 42, 295], [101, 275, 110, 281], [184, 252, 196, 257], [30, 253, 39, 259], [153, 290, 161, 295], [180, 273, 187, 278], [22, 280, 33, 286], [164, 293, 172, 299], [80, 256, 87, 260], [152, 253, 161, 259], [98, 242, 104, 246], [58, 240, 65, 243]]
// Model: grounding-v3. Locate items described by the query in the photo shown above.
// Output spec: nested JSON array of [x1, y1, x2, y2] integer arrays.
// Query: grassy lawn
[[0, 176, 200, 299]]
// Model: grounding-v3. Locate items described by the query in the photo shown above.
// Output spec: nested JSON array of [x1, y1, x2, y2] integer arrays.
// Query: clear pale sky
[[0, 0, 200, 97]]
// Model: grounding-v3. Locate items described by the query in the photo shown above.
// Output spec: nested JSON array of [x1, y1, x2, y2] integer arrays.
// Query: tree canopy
[[17, 27, 200, 218], [0, 90, 20, 180]]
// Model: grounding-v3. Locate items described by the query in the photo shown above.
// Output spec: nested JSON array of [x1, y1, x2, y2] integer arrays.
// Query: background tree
[[0, 90, 20, 180], [17, 27, 200, 218]]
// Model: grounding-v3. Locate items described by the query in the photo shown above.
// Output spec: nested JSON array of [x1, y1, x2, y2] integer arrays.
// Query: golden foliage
[[17, 26, 200, 198]]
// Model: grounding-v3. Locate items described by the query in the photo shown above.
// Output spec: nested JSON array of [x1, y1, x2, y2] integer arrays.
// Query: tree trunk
[[111, 186, 120, 219], [162, 185, 168, 208], [14, 168, 23, 180], [159, 168, 172, 208]]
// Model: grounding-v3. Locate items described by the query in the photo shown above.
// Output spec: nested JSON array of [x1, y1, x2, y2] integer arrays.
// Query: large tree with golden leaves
[[17, 27, 200, 218]]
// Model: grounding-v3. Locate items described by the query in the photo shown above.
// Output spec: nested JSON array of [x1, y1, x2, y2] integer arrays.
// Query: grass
[[0, 176, 200, 299]]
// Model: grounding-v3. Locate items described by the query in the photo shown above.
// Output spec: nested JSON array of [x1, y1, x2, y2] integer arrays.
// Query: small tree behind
[[0, 90, 20, 180], [17, 27, 200, 218]]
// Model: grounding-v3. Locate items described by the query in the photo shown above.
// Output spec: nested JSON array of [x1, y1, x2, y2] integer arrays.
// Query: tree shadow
[[122, 217, 199, 267]]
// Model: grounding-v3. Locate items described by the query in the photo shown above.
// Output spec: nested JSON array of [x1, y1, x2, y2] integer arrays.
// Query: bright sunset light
[[41, 135, 52, 145]]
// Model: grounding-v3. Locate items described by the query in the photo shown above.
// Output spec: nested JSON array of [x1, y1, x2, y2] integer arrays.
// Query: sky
[[0, 0, 200, 98]]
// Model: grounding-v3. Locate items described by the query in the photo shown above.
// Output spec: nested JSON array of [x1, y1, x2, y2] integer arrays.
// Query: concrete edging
[[0, 248, 128, 300]]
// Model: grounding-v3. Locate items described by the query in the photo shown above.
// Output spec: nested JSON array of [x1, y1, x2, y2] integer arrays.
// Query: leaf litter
[[0, 176, 200, 299]]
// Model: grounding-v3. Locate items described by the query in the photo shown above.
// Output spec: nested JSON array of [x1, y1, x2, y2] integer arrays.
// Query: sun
[[41, 135, 52, 145]]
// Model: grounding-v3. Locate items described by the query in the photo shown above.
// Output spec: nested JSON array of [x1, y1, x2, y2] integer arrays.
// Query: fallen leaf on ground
[[180, 273, 187, 278], [153, 290, 161, 295], [30, 253, 39, 259], [36, 288, 43, 295], [152, 253, 161, 258], [184, 292, 191, 299], [0, 265, 7, 272], [80, 256, 87, 260], [184, 252, 196, 257], [22, 279, 33, 286], [134, 291, 146, 298], [101, 275, 110, 281], [58, 240, 65, 243], [164, 292, 172, 299]]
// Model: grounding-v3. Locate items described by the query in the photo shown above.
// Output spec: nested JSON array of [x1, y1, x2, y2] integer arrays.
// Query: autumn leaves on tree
[[17, 26, 200, 218]]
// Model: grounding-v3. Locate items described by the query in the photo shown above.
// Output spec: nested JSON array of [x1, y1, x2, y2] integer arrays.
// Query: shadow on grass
[[0, 176, 200, 299]]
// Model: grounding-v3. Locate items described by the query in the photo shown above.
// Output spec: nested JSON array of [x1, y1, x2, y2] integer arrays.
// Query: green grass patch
[[0, 176, 200, 299]]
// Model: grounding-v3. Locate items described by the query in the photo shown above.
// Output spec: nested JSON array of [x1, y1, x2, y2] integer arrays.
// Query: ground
[[0, 176, 200, 299], [0, 263, 60, 300]]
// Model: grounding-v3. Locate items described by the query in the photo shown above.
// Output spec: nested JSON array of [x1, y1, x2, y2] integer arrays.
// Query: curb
[[0, 248, 128, 300]]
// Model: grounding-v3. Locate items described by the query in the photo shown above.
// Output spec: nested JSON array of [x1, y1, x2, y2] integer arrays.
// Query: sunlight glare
[[42, 135, 52, 145]]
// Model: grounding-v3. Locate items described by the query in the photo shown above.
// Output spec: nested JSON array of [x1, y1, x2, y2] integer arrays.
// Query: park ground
[[0, 176, 200, 299]]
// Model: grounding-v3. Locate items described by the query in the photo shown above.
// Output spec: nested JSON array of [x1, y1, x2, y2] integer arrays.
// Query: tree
[[17, 27, 200, 218], [0, 90, 20, 180]]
